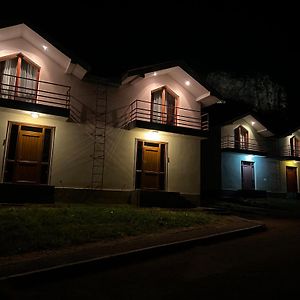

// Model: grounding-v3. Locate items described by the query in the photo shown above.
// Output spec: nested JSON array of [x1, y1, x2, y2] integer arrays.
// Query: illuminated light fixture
[[251, 121, 255, 126], [185, 80, 191, 86], [245, 154, 254, 161], [153, 72, 157, 76], [31, 112, 39, 119], [42, 45, 48, 51], [145, 130, 160, 141]]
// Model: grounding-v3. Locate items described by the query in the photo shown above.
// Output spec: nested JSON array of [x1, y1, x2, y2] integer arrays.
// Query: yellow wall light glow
[[245, 154, 254, 161], [144, 130, 160, 141], [31, 112, 39, 119]]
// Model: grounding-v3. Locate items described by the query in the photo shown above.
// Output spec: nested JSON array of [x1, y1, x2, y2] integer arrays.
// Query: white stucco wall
[[103, 126, 201, 194], [111, 74, 200, 110], [0, 109, 201, 194], [279, 160, 300, 193], [0, 38, 97, 112], [0, 109, 94, 187], [107, 74, 202, 128], [278, 130, 300, 156], [0, 36, 203, 195], [221, 152, 282, 192], [221, 119, 265, 145]]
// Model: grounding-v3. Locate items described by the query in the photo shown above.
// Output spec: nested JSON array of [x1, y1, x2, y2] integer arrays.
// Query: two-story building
[[277, 127, 300, 196], [202, 102, 300, 200], [0, 24, 218, 205]]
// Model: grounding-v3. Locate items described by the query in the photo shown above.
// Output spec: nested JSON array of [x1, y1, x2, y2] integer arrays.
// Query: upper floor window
[[0, 54, 40, 102], [290, 136, 299, 157], [151, 86, 177, 125], [234, 125, 249, 150]]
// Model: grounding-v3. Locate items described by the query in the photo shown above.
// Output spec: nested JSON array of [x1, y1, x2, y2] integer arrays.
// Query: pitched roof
[[0, 23, 88, 80], [205, 98, 298, 137], [121, 60, 223, 106]]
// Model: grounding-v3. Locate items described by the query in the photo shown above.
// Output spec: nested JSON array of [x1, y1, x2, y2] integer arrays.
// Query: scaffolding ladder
[[91, 84, 107, 189]]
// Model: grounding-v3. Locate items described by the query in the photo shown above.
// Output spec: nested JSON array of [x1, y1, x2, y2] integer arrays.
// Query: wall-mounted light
[[31, 112, 39, 119], [251, 121, 255, 126], [153, 72, 157, 76], [145, 130, 160, 141], [185, 80, 190, 86], [245, 154, 254, 161], [42, 45, 48, 51]]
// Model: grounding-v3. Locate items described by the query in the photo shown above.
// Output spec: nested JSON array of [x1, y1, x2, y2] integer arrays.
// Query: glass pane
[[4, 161, 14, 183], [151, 90, 162, 123], [0, 58, 17, 99], [42, 129, 52, 163], [160, 144, 165, 172], [166, 92, 175, 125], [17, 59, 38, 101], [21, 125, 43, 133], [40, 164, 49, 184], [7, 124, 19, 160], [136, 141, 143, 171], [159, 173, 165, 190]]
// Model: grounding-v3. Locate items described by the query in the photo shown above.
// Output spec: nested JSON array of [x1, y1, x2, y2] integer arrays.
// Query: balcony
[[119, 99, 209, 136], [0, 74, 70, 117], [221, 136, 268, 155], [281, 146, 300, 160]]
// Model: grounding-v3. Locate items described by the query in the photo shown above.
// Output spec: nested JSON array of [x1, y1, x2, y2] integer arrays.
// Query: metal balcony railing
[[221, 136, 268, 153], [0, 73, 70, 109], [281, 146, 300, 158], [119, 99, 209, 131]]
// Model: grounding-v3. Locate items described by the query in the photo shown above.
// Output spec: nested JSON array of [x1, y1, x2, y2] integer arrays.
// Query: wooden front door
[[241, 161, 255, 190], [141, 143, 160, 189], [286, 166, 298, 193], [135, 141, 166, 190], [3, 123, 53, 185], [15, 125, 44, 183]]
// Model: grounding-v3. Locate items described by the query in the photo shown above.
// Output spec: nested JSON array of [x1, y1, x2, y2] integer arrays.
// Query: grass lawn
[[0, 204, 220, 256]]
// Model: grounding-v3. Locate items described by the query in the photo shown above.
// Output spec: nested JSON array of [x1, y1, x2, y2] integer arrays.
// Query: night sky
[[0, 2, 297, 109]]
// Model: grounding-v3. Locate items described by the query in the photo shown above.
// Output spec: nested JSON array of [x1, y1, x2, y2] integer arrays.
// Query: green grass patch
[[0, 204, 219, 256]]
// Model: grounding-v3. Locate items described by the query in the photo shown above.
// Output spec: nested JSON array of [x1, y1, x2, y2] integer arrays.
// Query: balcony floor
[[221, 147, 267, 156], [126, 120, 208, 137], [0, 97, 69, 118]]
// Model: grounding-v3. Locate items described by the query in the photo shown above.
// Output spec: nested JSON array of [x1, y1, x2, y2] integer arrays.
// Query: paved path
[[0, 215, 259, 279], [1, 217, 299, 299]]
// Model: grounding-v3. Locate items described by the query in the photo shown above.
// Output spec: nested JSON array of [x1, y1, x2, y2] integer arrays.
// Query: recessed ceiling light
[[185, 80, 190, 86], [42, 45, 48, 51]]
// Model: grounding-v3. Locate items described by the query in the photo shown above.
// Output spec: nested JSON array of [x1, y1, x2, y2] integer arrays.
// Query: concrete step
[[0, 183, 54, 203], [134, 190, 194, 208]]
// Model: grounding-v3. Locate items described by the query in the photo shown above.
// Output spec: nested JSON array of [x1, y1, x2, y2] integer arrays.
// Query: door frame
[[133, 138, 168, 190], [286, 166, 298, 193], [1, 121, 55, 185], [241, 160, 255, 190], [150, 86, 179, 125]]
